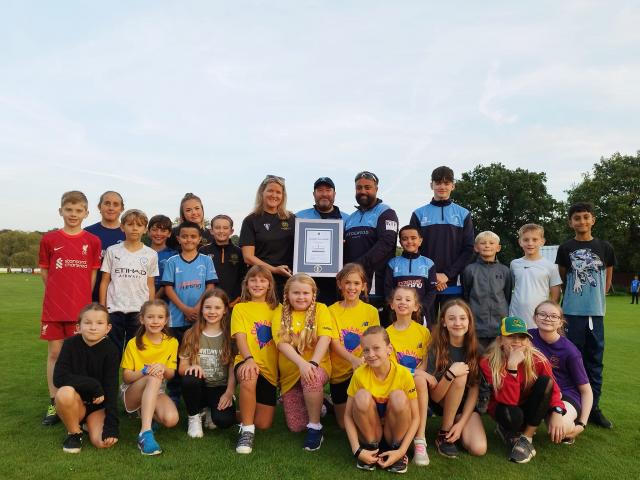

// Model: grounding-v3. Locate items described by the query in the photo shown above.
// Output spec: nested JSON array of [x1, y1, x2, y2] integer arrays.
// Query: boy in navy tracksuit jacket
[[409, 166, 474, 316], [344, 172, 398, 309], [384, 225, 437, 326]]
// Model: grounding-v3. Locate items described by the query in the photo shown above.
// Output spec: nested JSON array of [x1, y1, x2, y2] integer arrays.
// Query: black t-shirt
[[199, 243, 247, 301], [239, 212, 295, 268], [426, 344, 482, 383]]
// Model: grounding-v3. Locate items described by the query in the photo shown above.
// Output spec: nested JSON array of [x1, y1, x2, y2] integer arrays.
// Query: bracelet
[[574, 420, 586, 428], [446, 368, 456, 379], [141, 365, 149, 376], [309, 360, 319, 367], [353, 447, 363, 459], [507, 368, 518, 374], [443, 372, 454, 382], [244, 355, 254, 361]]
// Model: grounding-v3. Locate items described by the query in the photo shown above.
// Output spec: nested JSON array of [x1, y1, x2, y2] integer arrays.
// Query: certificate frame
[[293, 218, 344, 277]]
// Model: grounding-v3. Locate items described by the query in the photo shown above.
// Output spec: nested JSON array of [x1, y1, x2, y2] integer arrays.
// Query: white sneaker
[[187, 414, 204, 438], [413, 438, 430, 466], [202, 408, 217, 430]]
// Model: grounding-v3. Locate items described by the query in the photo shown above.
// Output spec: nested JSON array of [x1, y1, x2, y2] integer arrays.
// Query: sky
[[1, 1, 638, 231]]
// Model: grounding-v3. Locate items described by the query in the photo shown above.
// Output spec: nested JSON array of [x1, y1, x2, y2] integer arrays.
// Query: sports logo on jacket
[[385, 220, 398, 231]]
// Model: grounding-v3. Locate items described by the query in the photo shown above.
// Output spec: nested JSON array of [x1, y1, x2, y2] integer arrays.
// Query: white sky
[[1, 1, 638, 231]]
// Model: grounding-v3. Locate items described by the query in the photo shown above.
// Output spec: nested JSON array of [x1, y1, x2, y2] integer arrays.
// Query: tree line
[[2, 152, 638, 274]]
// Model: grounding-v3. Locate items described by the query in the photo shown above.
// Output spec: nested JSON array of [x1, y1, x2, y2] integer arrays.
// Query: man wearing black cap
[[344, 171, 398, 322], [297, 177, 349, 304]]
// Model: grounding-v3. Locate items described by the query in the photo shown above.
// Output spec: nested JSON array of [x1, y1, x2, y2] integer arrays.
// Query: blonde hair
[[121, 209, 148, 226], [484, 335, 547, 391], [252, 176, 291, 220], [239, 265, 279, 309], [518, 223, 545, 238], [279, 274, 318, 352], [60, 190, 88, 207], [475, 230, 500, 243]]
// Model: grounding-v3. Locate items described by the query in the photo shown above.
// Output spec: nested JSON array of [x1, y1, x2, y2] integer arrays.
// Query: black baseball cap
[[314, 177, 335, 189]]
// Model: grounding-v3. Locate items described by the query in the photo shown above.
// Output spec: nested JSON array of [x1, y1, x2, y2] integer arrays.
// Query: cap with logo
[[499, 316, 533, 338], [314, 177, 335, 189]]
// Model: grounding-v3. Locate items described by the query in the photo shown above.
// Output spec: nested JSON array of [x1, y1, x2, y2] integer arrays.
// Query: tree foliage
[[452, 163, 564, 264], [0, 230, 42, 267], [566, 151, 640, 273]]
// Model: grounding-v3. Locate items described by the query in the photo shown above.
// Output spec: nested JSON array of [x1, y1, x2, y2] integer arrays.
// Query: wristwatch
[[550, 406, 566, 416]]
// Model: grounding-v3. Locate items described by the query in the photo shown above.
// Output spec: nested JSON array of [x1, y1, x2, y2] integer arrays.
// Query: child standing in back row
[[509, 224, 562, 328], [147, 215, 177, 301], [555, 202, 616, 428], [39, 191, 102, 426], [100, 209, 158, 354], [85, 191, 125, 301]]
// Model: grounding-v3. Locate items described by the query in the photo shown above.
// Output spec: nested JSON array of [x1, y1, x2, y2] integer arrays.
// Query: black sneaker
[[435, 431, 459, 458], [63, 432, 83, 453], [356, 442, 378, 471], [510, 435, 536, 464], [303, 427, 323, 451], [42, 404, 60, 426], [386, 454, 408, 474], [589, 407, 613, 429]]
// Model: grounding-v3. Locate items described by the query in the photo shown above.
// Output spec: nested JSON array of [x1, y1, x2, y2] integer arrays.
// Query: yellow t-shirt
[[329, 300, 380, 384], [386, 322, 431, 371], [121, 334, 178, 372], [272, 302, 337, 394], [230, 301, 279, 387], [347, 360, 417, 409]]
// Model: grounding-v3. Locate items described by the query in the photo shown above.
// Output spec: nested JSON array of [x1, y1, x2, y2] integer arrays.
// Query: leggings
[[181, 374, 236, 429], [281, 367, 328, 432], [495, 376, 553, 432]]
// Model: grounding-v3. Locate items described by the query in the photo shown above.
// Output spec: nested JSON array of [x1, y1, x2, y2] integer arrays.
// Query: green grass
[[1, 274, 638, 479]]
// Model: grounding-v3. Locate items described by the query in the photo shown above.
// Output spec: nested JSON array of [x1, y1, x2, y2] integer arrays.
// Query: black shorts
[[81, 403, 104, 423], [234, 362, 278, 407], [429, 391, 468, 417], [329, 377, 351, 405], [561, 394, 582, 418]]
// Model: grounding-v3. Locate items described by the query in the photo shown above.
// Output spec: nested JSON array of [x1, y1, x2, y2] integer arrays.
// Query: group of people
[[38, 166, 616, 473]]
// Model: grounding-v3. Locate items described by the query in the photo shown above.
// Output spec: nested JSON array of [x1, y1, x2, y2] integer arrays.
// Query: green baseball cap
[[499, 316, 532, 338]]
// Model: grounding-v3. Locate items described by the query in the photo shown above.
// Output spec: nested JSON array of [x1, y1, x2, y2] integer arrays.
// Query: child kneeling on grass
[[121, 300, 179, 455], [54, 303, 119, 453], [480, 316, 565, 464], [344, 326, 419, 474]]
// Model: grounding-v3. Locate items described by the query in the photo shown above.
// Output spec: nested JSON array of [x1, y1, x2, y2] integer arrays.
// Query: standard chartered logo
[[55, 258, 63, 269]]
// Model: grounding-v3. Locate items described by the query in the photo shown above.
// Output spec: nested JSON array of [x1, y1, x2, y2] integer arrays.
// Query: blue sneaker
[[303, 427, 323, 451], [138, 430, 162, 455]]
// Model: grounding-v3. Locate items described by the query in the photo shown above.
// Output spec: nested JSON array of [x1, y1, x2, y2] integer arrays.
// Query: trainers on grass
[[435, 431, 458, 458], [356, 442, 378, 471], [138, 430, 162, 455], [386, 454, 408, 474], [42, 404, 60, 426], [187, 414, 204, 438], [236, 429, 255, 454], [589, 407, 613, 429], [62, 432, 83, 453], [413, 438, 430, 466], [303, 427, 323, 451], [510, 435, 536, 464]]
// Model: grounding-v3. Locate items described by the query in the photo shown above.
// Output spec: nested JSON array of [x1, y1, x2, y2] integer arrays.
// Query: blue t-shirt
[[161, 254, 217, 328], [631, 279, 640, 293], [85, 222, 126, 301], [555, 238, 616, 316], [155, 247, 178, 288]]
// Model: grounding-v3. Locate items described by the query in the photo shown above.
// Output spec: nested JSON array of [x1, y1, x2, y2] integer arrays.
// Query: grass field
[[0, 274, 638, 479]]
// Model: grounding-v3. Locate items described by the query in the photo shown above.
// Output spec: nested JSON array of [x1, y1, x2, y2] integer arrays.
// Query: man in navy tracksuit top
[[344, 171, 399, 316], [409, 166, 474, 319], [296, 177, 349, 306]]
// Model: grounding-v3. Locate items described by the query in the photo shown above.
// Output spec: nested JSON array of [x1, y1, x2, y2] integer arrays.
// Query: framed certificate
[[293, 218, 344, 277]]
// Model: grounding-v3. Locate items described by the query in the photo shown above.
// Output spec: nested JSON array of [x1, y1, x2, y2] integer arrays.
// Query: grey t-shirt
[[197, 332, 228, 387], [509, 257, 562, 328]]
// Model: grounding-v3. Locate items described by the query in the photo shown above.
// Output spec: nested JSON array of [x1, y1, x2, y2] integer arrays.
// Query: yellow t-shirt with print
[[386, 321, 431, 371], [347, 360, 417, 408], [121, 334, 178, 372], [230, 301, 279, 387], [329, 300, 380, 384], [272, 302, 337, 394]]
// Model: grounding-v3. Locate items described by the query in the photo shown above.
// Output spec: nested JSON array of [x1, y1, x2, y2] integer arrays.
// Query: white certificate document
[[304, 229, 332, 265]]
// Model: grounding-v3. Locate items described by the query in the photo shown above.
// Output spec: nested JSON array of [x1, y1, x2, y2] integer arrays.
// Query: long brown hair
[[279, 274, 318, 353], [389, 287, 422, 324], [135, 300, 172, 350], [180, 289, 233, 366], [179, 192, 205, 228], [336, 263, 369, 302], [239, 265, 279, 309], [431, 298, 480, 386]]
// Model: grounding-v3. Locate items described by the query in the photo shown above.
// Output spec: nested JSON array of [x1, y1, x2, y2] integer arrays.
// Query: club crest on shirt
[[82, 245, 88, 256], [229, 253, 239, 265], [385, 220, 398, 232], [264, 223, 271, 231], [281, 221, 290, 230]]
